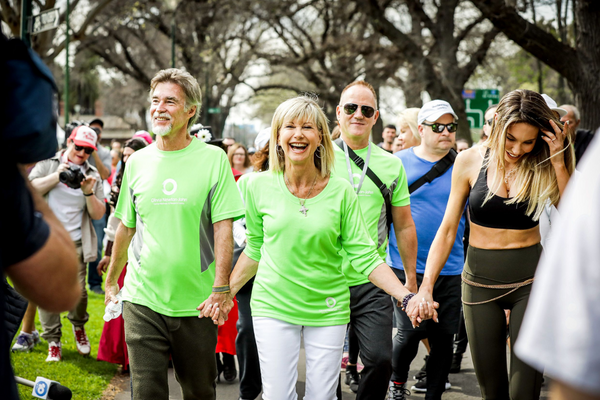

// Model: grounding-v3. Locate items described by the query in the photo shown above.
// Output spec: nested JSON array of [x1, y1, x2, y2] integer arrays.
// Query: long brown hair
[[227, 143, 251, 169], [483, 89, 575, 219]]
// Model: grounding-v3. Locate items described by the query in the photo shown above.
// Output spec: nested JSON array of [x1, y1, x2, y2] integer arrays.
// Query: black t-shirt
[[1, 162, 51, 399]]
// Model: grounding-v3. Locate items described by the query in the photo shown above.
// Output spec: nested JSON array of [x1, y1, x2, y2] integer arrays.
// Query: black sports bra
[[469, 154, 538, 230]]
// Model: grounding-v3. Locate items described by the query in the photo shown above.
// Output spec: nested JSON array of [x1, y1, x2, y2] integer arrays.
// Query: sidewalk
[[112, 339, 550, 399]]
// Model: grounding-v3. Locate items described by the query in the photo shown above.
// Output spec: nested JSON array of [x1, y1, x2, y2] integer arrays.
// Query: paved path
[[114, 335, 550, 399]]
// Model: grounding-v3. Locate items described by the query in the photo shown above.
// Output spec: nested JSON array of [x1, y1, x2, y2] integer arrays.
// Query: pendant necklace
[[284, 172, 318, 217]]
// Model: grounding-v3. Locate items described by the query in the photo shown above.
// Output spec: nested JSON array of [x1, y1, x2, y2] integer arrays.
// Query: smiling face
[[504, 122, 539, 164], [382, 127, 397, 144], [150, 82, 195, 137], [278, 118, 321, 168], [65, 141, 93, 165], [337, 85, 379, 146]]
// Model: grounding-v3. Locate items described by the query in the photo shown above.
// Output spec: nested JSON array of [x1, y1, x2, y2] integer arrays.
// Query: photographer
[[29, 125, 105, 362]]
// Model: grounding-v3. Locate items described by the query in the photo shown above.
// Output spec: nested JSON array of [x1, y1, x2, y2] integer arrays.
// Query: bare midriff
[[469, 222, 541, 250]]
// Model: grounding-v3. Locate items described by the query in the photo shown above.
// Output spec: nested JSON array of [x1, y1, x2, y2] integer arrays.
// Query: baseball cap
[[418, 100, 458, 125], [541, 94, 567, 118], [89, 118, 104, 128], [255, 127, 271, 151], [69, 126, 97, 150], [133, 130, 153, 145]]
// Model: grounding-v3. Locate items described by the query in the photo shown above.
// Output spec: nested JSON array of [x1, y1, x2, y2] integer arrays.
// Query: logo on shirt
[[162, 179, 177, 195], [325, 297, 337, 308]]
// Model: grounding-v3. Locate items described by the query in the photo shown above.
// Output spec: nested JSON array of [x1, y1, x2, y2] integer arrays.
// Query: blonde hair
[[227, 143, 251, 169], [397, 108, 421, 144], [483, 89, 575, 220], [150, 69, 202, 130], [269, 95, 334, 177]]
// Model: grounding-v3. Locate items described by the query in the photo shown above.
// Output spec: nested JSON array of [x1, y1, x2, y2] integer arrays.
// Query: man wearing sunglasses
[[388, 100, 465, 399], [333, 80, 418, 400], [29, 125, 106, 362]]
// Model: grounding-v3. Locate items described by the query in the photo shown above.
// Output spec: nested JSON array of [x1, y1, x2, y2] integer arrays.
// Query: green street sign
[[462, 89, 500, 129], [207, 107, 221, 114]]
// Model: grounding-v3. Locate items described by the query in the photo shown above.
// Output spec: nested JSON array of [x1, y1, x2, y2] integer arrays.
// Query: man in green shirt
[[105, 69, 244, 399], [334, 81, 418, 399]]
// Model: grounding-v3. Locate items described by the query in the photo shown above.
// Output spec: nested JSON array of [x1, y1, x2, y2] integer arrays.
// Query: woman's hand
[[541, 120, 567, 163]]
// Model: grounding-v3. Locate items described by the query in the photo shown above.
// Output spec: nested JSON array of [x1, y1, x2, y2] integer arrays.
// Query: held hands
[[403, 290, 439, 328], [197, 292, 234, 326]]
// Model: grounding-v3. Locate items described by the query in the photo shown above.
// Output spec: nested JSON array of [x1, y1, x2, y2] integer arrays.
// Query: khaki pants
[[39, 240, 88, 343], [123, 301, 218, 400]]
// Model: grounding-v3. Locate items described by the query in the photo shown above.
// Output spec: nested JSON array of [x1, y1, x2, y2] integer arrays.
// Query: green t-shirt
[[333, 142, 411, 287], [243, 171, 384, 326], [115, 140, 245, 317]]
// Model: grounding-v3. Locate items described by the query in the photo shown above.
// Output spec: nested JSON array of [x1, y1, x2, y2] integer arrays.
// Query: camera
[[59, 166, 85, 189]]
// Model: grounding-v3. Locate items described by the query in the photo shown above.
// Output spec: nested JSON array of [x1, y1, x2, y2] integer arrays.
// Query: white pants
[[253, 317, 347, 400]]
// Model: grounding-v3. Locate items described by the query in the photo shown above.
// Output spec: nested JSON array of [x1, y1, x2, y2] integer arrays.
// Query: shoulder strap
[[335, 139, 393, 231], [408, 148, 457, 194]]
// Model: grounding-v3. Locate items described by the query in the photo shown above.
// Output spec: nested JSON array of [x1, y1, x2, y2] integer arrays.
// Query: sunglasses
[[486, 118, 494, 126], [422, 122, 458, 133], [74, 145, 94, 154], [342, 103, 376, 119]]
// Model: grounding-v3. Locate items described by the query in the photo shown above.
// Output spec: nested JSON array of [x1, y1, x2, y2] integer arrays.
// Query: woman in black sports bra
[[406, 90, 575, 400]]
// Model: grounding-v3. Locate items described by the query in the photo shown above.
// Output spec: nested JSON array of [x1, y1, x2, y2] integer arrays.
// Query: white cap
[[418, 100, 458, 125], [254, 127, 271, 150], [541, 94, 567, 118], [69, 126, 98, 150]]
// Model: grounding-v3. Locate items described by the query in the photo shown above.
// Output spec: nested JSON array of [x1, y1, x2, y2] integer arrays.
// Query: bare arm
[[392, 204, 418, 292], [196, 218, 234, 325], [7, 176, 80, 312], [407, 152, 471, 317], [80, 174, 106, 220], [104, 222, 135, 305], [91, 150, 110, 180], [543, 119, 572, 198], [30, 163, 69, 196]]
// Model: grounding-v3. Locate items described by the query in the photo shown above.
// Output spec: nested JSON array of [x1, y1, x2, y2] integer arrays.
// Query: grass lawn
[[10, 289, 119, 400]]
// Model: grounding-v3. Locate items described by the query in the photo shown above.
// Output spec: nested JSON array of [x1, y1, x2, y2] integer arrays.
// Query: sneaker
[[73, 325, 91, 356], [411, 377, 451, 393], [46, 341, 62, 362], [414, 355, 428, 380], [450, 353, 463, 373], [90, 286, 105, 295], [12, 332, 35, 352], [32, 330, 41, 345], [388, 382, 411, 400], [345, 365, 360, 393]]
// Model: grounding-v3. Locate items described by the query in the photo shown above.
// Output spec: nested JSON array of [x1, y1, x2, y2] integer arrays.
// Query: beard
[[153, 123, 173, 137]]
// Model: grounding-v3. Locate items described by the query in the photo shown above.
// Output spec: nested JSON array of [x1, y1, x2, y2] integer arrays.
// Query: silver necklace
[[284, 173, 318, 217]]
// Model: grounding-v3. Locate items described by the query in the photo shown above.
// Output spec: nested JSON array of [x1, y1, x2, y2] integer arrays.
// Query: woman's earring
[[276, 144, 284, 157], [315, 144, 325, 159]]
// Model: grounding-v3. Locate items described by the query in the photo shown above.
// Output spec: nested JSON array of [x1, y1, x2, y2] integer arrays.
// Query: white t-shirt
[[47, 158, 88, 241], [515, 135, 600, 394]]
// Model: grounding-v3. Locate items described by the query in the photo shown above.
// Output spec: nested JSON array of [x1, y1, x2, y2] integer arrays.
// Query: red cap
[[69, 126, 98, 150]]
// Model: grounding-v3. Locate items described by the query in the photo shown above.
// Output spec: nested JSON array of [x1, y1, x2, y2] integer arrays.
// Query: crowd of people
[[5, 63, 600, 400]]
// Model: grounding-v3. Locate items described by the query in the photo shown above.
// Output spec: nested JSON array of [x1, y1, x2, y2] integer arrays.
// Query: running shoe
[[73, 325, 91, 356], [345, 365, 360, 393], [411, 377, 451, 393], [46, 341, 62, 362], [388, 382, 411, 400], [12, 332, 35, 352]]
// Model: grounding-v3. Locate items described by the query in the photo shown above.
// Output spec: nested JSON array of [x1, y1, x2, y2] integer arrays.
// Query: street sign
[[29, 8, 60, 35], [462, 89, 500, 129], [207, 107, 221, 114]]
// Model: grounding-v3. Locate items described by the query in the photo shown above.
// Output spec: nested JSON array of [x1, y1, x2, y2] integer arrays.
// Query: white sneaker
[[46, 341, 62, 362], [73, 325, 91, 356], [12, 332, 35, 352]]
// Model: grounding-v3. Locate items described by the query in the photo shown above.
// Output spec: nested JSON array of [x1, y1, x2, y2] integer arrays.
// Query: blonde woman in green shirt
[[199, 95, 437, 400]]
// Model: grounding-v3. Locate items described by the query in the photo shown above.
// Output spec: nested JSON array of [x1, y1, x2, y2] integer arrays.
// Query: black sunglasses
[[422, 122, 458, 133], [74, 145, 94, 154], [486, 118, 494, 126], [342, 103, 376, 119]]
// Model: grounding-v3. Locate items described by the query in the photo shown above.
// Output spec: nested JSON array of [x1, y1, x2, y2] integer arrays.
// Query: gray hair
[[150, 69, 202, 130]]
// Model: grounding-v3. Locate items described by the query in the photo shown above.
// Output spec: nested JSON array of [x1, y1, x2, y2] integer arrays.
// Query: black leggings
[[463, 244, 543, 400]]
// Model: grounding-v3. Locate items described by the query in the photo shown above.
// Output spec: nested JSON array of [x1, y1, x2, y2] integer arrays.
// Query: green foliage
[[11, 290, 118, 400]]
